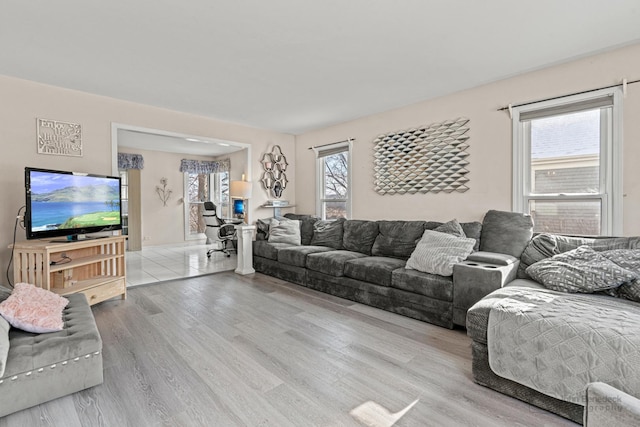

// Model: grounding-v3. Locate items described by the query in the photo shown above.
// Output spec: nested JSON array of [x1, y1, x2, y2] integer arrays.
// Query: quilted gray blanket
[[487, 288, 640, 405]]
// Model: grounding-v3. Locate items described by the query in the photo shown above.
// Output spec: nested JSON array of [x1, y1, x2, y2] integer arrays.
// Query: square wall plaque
[[37, 118, 83, 157]]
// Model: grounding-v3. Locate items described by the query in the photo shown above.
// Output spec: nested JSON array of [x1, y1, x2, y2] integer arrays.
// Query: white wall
[[0, 75, 295, 276], [294, 42, 640, 236]]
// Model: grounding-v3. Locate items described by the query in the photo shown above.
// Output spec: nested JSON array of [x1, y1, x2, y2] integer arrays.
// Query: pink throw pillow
[[0, 283, 69, 333]]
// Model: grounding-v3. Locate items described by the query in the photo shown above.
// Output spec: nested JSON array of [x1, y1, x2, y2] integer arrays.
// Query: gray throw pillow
[[284, 214, 320, 245], [434, 219, 466, 237], [601, 249, 640, 303], [525, 246, 638, 293], [405, 230, 476, 276], [310, 218, 345, 249], [268, 218, 301, 245], [480, 210, 533, 258], [256, 218, 276, 240]]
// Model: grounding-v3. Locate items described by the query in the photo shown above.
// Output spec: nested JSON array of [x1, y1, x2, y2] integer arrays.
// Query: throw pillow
[[434, 219, 466, 238], [601, 249, 640, 303], [525, 246, 638, 293], [310, 218, 346, 249], [405, 230, 476, 276], [0, 283, 69, 333], [284, 214, 320, 245], [256, 217, 276, 240], [268, 218, 301, 245]]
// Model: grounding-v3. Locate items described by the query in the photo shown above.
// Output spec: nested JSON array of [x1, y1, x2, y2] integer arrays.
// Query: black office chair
[[203, 201, 237, 257]]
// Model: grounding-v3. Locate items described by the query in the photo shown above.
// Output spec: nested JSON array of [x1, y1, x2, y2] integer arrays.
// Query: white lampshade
[[230, 180, 252, 199]]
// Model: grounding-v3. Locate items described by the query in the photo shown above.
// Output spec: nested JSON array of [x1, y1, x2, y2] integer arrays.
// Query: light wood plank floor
[[0, 273, 576, 426]]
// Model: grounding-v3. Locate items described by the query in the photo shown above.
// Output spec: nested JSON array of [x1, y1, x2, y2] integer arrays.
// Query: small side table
[[234, 224, 256, 275]]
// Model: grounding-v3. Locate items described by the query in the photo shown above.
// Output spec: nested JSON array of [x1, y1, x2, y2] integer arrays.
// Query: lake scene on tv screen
[[30, 171, 121, 232]]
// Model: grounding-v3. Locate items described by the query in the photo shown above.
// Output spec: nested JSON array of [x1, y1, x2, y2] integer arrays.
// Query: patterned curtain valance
[[118, 153, 144, 170], [179, 158, 230, 174]]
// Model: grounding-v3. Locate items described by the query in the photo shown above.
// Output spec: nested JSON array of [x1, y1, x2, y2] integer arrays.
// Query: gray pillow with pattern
[[434, 219, 466, 238], [601, 249, 640, 303], [268, 218, 301, 245], [526, 246, 638, 293], [405, 229, 476, 276]]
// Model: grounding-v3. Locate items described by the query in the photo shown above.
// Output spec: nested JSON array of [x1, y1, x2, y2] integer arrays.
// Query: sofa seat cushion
[[344, 256, 406, 287], [277, 245, 335, 268], [391, 268, 453, 301], [3, 293, 101, 379], [253, 240, 295, 260], [306, 250, 368, 277]]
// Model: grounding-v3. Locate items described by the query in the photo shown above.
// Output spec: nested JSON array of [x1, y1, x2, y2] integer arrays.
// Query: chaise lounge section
[[467, 233, 640, 424]]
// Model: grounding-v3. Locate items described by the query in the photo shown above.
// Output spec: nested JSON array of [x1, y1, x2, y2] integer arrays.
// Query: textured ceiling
[[2, 1, 640, 135]]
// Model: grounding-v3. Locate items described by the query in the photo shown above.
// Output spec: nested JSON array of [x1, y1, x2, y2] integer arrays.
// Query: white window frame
[[512, 87, 623, 236], [313, 140, 352, 220], [183, 172, 210, 240]]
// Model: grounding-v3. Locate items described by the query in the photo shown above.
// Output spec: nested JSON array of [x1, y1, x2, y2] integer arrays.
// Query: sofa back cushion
[[343, 220, 379, 255], [372, 220, 426, 259], [310, 218, 346, 249], [284, 213, 320, 245], [479, 210, 533, 258], [518, 233, 640, 279]]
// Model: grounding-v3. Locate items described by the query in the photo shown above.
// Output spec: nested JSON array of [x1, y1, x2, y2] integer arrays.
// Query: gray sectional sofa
[[467, 233, 640, 424], [0, 289, 103, 417], [253, 210, 534, 329]]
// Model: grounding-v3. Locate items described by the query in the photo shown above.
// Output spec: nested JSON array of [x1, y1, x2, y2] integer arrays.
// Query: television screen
[[25, 167, 122, 240], [233, 199, 245, 216]]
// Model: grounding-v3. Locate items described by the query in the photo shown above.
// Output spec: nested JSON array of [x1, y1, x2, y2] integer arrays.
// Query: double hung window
[[183, 171, 229, 239], [512, 88, 623, 236], [314, 141, 352, 220]]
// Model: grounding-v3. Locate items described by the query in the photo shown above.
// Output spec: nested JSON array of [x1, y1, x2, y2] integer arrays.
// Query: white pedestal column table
[[234, 224, 256, 275]]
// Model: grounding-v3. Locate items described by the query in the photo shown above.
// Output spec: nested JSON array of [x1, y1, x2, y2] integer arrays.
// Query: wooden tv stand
[[12, 236, 126, 305]]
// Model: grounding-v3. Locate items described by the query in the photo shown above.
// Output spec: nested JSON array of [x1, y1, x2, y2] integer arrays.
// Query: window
[[119, 170, 129, 236], [185, 173, 209, 238], [314, 141, 352, 220], [512, 88, 623, 236], [183, 171, 230, 239]]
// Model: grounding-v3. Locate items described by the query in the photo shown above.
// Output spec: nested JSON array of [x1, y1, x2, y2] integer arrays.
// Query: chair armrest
[[585, 382, 640, 426], [219, 224, 237, 238], [452, 258, 519, 327]]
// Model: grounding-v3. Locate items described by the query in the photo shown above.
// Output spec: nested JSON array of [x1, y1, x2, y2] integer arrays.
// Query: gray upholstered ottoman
[[0, 293, 103, 417]]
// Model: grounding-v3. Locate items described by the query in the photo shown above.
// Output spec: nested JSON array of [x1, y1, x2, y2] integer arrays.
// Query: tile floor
[[125, 243, 237, 287]]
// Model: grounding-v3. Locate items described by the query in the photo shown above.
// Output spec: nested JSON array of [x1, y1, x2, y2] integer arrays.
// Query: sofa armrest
[[452, 257, 519, 327], [585, 382, 640, 427], [466, 251, 518, 266]]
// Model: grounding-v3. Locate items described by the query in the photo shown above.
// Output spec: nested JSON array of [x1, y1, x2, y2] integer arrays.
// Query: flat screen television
[[25, 167, 123, 240]]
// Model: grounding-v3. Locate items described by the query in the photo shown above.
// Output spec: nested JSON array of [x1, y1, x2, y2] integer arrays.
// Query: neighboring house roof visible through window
[[530, 109, 600, 159]]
